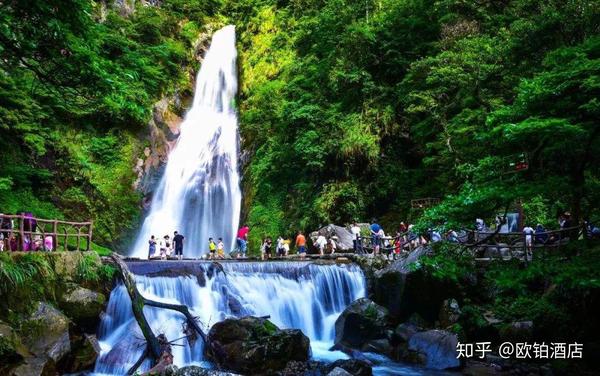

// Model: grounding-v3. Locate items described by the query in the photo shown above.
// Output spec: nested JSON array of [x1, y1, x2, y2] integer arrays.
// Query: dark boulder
[[438, 298, 461, 328], [0, 321, 27, 374], [171, 365, 241, 375], [277, 360, 328, 375], [333, 298, 389, 351], [8, 302, 70, 376], [394, 323, 419, 343], [328, 359, 373, 376], [407, 330, 461, 370], [328, 367, 353, 376], [361, 338, 391, 355], [205, 316, 310, 374], [57, 334, 100, 373], [374, 247, 458, 322], [21, 302, 71, 363], [499, 321, 533, 343]]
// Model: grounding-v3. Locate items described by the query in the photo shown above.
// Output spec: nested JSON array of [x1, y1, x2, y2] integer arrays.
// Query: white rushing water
[[131, 25, 241, 259], [93, 262, 366, 375]]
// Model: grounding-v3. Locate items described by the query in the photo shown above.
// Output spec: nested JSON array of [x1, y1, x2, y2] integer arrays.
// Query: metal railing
[[355, 225, 588, 259]]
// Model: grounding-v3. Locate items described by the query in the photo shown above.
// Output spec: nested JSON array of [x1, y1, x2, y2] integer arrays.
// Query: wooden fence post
[[87, 221, 93, 251], [76, 227, 81, 252], [19, 213, 25, 252], [64, 228, 68, 251], [53, 220, 58, 252]]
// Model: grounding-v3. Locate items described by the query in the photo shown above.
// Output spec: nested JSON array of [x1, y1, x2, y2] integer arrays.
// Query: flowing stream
[[131, 25, 241, 259], [93, 261, 367, 375]]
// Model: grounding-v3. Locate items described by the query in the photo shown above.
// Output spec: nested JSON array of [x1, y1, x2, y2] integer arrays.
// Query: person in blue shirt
[[370, 220, 382, 254], [535, 224, 548, 244]]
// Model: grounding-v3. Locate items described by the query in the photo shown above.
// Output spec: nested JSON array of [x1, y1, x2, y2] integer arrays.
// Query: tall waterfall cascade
[[93, 262, 367, 375], [131, 25, 241, 259]]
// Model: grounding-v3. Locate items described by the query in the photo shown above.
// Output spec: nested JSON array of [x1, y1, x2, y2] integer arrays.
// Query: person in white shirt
[[328, 237, 337, 254], [523, 225, 535, 253], [315, 234, 327, 255], [159, 235, 171, 259], [350, 222, 361, 253], [276, 236, 285, 258]]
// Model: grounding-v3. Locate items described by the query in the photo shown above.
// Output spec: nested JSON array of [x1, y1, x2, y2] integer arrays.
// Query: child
[[260, 238, 267, 260], [283, 239, 290, 256], [217, 238, 225, 259], [208, 238, 216, 259], [160, 235, 171, 259], [327, 237, 337, 254], [276, 236, 285, 257]]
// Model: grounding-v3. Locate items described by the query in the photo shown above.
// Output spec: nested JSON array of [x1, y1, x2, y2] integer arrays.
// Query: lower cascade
[[93, 261, 366, 375]]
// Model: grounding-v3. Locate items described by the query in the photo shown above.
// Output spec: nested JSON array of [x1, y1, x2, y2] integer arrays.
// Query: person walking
[[535, 224, 548, 244], [295, 231, 306, 259], [173, 231, 185, 260], [350, 222, 361, 253], [523, 225, 535, 255], [148, 235, 157, 259], [236, 225, 249, 258]]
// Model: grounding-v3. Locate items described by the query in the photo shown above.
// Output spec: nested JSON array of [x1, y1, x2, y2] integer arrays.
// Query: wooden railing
[[0, 214, 93, 251]]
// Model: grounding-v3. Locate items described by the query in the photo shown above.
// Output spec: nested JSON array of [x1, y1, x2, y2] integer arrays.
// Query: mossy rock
[[49, 251, 101, 282], [333, 298, 389, 351], [57, 334, 100, 374], [19, 302, 71, 363], [58, 284, 105, 330], [0, 320, 28, 373], [205, 316, 310, 374]]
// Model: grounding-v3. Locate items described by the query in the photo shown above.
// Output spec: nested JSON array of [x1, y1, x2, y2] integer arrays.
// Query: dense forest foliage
[[232, 0, 600, 246], [1, 0, 599, 250], [0, 0, 219, 247]]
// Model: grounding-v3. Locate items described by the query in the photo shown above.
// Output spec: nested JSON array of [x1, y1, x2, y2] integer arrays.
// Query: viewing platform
[[0, 213, 93, 251]]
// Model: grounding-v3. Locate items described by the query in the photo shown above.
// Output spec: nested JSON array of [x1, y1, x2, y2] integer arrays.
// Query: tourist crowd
[[4, 210, 598, 259], [0, 212, 54, 252], [147, 231, 185, 260]]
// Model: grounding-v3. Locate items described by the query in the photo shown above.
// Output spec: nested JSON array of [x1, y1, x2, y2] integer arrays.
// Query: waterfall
[[93, 262, 366, 375], [131, 25, 241, 259]]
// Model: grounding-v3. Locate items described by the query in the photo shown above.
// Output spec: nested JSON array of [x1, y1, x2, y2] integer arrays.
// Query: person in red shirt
[[295, 231, 306, 259], [236, 225, 249, 258]]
